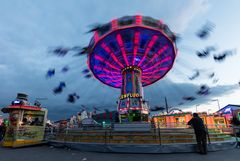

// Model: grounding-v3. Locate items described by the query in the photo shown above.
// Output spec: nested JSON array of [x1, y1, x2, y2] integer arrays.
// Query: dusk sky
[[0, 0, 240, 120]]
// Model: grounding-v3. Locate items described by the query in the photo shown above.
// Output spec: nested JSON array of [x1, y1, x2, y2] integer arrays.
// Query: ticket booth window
[[22, 111, 45, 126], [9, 111, 19, 126], [22, 114, 44, 126]]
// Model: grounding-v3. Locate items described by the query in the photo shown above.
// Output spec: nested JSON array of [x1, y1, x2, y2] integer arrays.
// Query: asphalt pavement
[[0, 145, 239, 161]]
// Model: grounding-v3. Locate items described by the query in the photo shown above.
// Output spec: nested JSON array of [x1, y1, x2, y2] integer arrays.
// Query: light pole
[[195, 104, 200, 112], [212, 99, 220, 110], [208, 109, 212, 115]]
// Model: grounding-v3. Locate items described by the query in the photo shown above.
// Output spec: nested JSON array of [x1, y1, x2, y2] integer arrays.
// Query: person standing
[[187, 113, 207, 154], [0, 123, 3, 141]]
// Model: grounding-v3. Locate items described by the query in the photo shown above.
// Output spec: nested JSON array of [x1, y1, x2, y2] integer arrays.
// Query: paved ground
[[0, 145, 239, 161]]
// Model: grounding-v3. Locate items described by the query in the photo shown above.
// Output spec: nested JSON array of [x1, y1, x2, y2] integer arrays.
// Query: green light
[[4, 119, 9, 125]]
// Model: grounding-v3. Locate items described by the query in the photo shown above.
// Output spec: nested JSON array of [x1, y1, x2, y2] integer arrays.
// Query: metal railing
[[44, 122, 236, 145]]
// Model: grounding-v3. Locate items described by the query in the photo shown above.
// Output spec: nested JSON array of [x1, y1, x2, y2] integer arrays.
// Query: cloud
[[168, 0, 210, 33], [44, 79, 236, 120], [144, 79, 237, 107], [0, 0, 236, 121]]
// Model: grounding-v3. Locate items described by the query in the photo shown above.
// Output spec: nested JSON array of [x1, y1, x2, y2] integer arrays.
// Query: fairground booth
[[1, 93, 48, 147], [216, 104, 240, 126], [152, 112, 227, 129]]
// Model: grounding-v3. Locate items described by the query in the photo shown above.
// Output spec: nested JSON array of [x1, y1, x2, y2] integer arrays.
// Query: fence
[[44, 122, 235, 145]]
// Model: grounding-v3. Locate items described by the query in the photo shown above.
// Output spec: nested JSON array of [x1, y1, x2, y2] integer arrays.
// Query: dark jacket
[[187, 116, 206, 134]]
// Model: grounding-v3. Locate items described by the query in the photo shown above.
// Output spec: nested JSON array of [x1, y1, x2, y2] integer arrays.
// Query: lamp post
[[195, 104, 200, 112], [212, 99, 220, 110], [208, 109, 212, 115]]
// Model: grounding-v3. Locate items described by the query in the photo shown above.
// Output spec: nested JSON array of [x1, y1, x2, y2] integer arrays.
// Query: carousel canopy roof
[[88, 15, 177, 88]]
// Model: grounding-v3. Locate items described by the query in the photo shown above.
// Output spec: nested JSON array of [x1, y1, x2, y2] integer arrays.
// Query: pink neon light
[[116, 34, 129, 66], [99, 77, 121, 83], [141, 45, 168, 68], [143, 67, 169, 75], [93, 66, 120, 75], [111, 19, 118, 29], [142, 75, 160, 79], [142, 79, 152, 84], [93, 66, 102, 70], [133, 31, 140, 65], [137, 35, 158, 67], [105, 78, 122, 82], [94, 31, 99, 41], [143, 56, 171, 72], [136, 15, 142, 25], [101, 43, 124, 68], [106, 80, 122, 84], [94, 55, 120, 71], [159, 20, 164, 25], [98, 74, 121, 78], [97, 71, 121, 77], [119, 108, 128, 111]]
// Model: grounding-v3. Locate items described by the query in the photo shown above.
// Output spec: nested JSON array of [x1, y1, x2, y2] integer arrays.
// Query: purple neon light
[[98, 76, 121, 82], [142, 79, 152, 84], [103, 78, 121, 82], [143, 56, 172, 72], [101, 43, 124, 68], [98, 72, 121, 77], [142, 75, 161, 79], [116, 34, 129, 66], [106, 80, 122, 84], [133, 31, 140, 65], [94, 66, 120, 75], [143, 67, 169, 75], [94, 55, 120, 71], [137, 35, 158, 67], [141, 45, 169, 69], [105, 79, 122, 82]]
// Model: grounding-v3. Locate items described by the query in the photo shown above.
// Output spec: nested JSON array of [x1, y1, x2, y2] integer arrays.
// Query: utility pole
[[165, 97, 169, 114], [196, 104, 200, 112], [212, 99, 221, 110]]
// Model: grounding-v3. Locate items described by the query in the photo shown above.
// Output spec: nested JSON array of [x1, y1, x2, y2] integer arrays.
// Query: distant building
[[92, 110, 119, 125]]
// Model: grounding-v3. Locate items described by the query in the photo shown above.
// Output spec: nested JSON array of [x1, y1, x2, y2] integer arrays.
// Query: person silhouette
[[187, 113, 207, 154]]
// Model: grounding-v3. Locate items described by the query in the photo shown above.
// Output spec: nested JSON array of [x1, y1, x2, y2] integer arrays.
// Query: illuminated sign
[[120, 93, 140, 99], [13, 100, 21, 104], [224, 107, 231, 114]]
